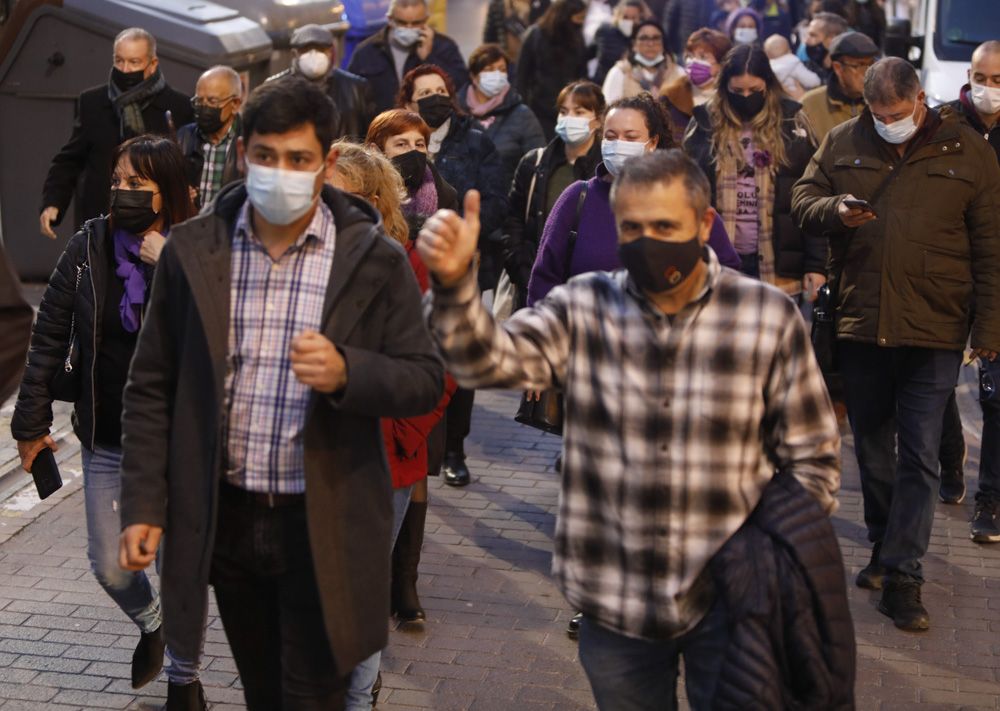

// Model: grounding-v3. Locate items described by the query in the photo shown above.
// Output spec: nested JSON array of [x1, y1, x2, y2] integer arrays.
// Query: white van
[[886, 0, 1000, 106]]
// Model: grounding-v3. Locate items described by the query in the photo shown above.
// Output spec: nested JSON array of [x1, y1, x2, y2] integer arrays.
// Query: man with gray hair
[[177, 65, 243, 210], [347, 0, 467, 113], [39, 27, 193, 237], [418, 151, 847, 707], [793, 57, 1000, 631]]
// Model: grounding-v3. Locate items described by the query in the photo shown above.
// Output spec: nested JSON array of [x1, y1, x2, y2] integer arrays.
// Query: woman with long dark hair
[[11, 136, 201, 705], [683, 43, 824, 298], [514, 0, 590, 139]]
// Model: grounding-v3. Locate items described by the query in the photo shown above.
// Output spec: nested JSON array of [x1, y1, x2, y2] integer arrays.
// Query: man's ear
[[699, 206, 717, 244]]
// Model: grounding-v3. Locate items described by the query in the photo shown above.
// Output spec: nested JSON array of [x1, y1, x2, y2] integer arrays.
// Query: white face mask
[[601, 139, 649, 176], [634, 53, 664, 68], [618, 19, 635, 37], [392, 27, 422, 48], [555, 115, 594, 145], [873, 101, 920, 144], [297, 50, 331, 80], [733, 27, 758, 45], [245, 163, 323, 226], [971, 82, 1000, 115], [478, 70, 509, 97]]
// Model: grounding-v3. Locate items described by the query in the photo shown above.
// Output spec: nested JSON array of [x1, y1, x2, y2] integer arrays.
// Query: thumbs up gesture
[[418, 190, 480, 288]]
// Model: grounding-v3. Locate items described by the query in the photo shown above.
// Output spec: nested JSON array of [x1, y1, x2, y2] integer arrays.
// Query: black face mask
[[111, 189, 159, 235], [112, 67, 146, 91], [195, 105, 226, 135], [728, 90, 767, 121], [805, 42, 828, 65], [416, 94, 453, 129], [392, 150, 428, 193], [618, 235, 704, 293]]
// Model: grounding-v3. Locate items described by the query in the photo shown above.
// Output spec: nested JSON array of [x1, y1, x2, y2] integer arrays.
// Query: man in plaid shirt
[[419, 150, 841, 709]]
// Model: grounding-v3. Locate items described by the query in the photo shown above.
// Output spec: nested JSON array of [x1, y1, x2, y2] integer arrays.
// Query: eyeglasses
[[636, 35, 662, 42], [391, 16, 429, 27], [191, 95, 237, 110]]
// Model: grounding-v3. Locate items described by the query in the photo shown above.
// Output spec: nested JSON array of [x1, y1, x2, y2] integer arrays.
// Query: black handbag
[[513, 183, 589, 435], [810, 282, 837, 374], [49, 261, 86, 403]]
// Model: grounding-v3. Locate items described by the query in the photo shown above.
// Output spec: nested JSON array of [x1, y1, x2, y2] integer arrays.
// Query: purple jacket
[[527, 164, 742, 304]]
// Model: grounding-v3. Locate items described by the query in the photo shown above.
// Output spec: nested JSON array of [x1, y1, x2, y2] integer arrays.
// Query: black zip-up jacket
[[12, 217, 114, 449]]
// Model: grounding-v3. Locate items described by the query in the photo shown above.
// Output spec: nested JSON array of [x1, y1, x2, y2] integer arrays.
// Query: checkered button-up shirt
[[426, 249, 841, 640], [223, 200, 336, 494], [198, 122, 236, 208]]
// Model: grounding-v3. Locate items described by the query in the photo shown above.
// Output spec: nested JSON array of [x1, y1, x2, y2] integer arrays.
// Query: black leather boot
[[392, 500, 427, 624], [855, 541, 884, 590], [165, 679, 207, 711], [131, 625, 165, 689], [442, 451, 471, 487]]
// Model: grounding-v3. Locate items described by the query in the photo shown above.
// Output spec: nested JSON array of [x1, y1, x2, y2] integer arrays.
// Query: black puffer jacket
[[514, 24, 590, 139], [684, 97, 825, 278], [12, 218, 111, 449], [710, 471, 856, 710]]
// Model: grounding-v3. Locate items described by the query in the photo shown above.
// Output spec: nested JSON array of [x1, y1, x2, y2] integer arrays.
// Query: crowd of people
[[2, 0, 1000, 708]]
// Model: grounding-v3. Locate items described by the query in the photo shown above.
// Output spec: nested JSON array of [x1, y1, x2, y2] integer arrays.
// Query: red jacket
[[381, 241, 456, 489]]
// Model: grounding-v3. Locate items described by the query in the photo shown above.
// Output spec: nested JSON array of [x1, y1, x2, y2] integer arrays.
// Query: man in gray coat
[[117, 78, 443, 709]]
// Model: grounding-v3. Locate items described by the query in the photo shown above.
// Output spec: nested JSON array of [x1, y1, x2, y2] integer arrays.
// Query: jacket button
[[942, 145, 948, 151], [854, 158, 861, 165], [949, 169, 955, 176], [879, 337, 887, 345]]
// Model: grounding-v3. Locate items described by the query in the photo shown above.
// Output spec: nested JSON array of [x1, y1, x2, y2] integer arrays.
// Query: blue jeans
[[81, 444, 199, 684], [839, 342, 962, 581], [344, 486, 413, 711], [577, 601, 728, 711], [977, 359, 1000, 499]]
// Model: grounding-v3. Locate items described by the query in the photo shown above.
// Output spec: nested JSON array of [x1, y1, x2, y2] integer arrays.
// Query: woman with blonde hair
[[683, 43, 824, 300], [327, 139, 410, 246]]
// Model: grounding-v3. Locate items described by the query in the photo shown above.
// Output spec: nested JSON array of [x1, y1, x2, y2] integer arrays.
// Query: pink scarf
[[464, 85, 508, 129]]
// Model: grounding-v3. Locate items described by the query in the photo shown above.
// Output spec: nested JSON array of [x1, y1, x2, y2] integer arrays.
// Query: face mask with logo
[[392, 27, 422, 49], [478, 70, 509, 97], [391, 149, 428, 193], [728, 90, 767, 121], [297, 50, 331, 80], [686, 59, 714, 87], [601, 139, 649, 176], [112, 67, 146, 91], [417, 94, 453, 129], [733, 27, 758, 45], [195, 105, 226, 135], [555, 115, 594, 145], [634, 53, 665, 68], [618, 234, 704, 293], [245, 163, 323, 225], [111, 189, 159, 234], [805, 42, 828, 65], [618, 19, 635, 37], [971, 82, 1000, 115], [873, 101, 920, 144]]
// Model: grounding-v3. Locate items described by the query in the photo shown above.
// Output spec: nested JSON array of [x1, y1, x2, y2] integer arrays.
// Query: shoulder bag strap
[[523, 149, 545, 223], [564, 183, 589, 277]]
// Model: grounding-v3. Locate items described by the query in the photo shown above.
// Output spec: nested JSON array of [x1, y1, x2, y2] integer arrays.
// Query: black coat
[[176, 116, 242, 210], [347, 26, 468, 114], [514, 25, 590, 140], [710, 471, 856, 710], [118, 182, 444, 671], [592, 23, 630, 86], [0, 244, 33, 405], [683, 98, 825, 278], [41, 82, 193, 229], [11, 218, 114, 449], [267, 67, 376, 141], [501, 136, 602, 298]]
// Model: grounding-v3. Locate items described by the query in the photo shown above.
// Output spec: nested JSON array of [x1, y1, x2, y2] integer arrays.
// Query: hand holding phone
[[839, 194, 878, 228], [843, 198, 876, 214], [30, 448, 63, 500]]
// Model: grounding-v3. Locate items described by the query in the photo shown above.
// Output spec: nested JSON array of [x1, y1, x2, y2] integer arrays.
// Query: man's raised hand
[[418, 190, 480, 288]]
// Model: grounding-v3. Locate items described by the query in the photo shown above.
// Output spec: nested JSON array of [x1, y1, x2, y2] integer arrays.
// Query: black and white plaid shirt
[[426, 249, 841, 640]]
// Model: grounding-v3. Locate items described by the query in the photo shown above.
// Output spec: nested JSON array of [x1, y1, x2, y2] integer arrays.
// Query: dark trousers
[[978, 359, 1000, 499], [445, 387, 475, 455], [210, 485, 348, 711], [839, 342, 962, 582], [577, 601, 728, 711], [939, 390, 966, 470]]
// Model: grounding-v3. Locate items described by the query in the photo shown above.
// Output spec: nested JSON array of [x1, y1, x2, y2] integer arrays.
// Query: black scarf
[[107, 67, 167, 139]]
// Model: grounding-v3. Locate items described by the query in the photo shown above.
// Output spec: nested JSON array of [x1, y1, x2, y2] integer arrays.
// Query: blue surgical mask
[[601, 139, 649, 176], [478, 70, 509, 97], [873, 102, 920, 144], [245, 163, 323, 225], [733, 27, 758, 45], [555, 115, 594, 146], [391, 27, 422, 48]]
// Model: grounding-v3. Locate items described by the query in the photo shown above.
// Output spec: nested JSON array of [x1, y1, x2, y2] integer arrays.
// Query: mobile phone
[[31, 448, 63, 500], [843, 198, 876, 213]]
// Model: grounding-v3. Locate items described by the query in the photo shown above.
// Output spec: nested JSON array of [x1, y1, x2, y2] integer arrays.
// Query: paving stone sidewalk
[[0, 381, 997, 709]]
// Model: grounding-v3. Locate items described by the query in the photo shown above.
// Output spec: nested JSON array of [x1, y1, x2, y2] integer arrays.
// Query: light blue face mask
[[601, 139, 649, 176], [245, 163, 323, 225], [391, 26, 422, 48]]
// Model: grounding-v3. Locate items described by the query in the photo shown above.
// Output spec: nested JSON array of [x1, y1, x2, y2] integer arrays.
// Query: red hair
[[394, 64, 464, 115], [365, 109, 431, 151]]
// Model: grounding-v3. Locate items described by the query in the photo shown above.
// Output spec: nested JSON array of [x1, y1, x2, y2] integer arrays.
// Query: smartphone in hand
[[31, 448, 63, 500], [843, 198, 876, 215]]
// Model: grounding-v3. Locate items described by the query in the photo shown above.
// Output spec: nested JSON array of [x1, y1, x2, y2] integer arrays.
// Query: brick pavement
[[0, 377, 997, 709]]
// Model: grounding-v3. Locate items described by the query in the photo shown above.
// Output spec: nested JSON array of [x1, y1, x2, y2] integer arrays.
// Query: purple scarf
[[402, 167, 440, 218], [112, 228, 153, 333]]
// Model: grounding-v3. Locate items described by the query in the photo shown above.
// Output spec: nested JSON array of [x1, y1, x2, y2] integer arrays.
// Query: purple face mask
[[686, 58, 714, 87]]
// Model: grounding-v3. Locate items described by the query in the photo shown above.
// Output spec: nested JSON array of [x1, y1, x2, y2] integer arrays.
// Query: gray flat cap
[[291, 24, 334, 49], [829, 31, 879, 59]]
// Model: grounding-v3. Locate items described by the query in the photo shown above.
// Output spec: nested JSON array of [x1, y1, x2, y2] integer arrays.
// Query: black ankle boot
[[392, 501, 427, 624], [878, 575, 930, 631], [131, 625, 165, 689], [855, 541, 884, 590], [442, 451, 471, 487], [165, 679, 207, 711]]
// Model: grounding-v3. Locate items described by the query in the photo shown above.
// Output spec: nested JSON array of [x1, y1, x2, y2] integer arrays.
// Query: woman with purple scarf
[[11, 136, 198, 704]]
